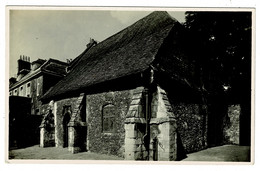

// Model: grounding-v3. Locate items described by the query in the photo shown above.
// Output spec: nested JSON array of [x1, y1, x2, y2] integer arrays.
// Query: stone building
[[9, 57, 68, 148], [39, 12, 248, 161]]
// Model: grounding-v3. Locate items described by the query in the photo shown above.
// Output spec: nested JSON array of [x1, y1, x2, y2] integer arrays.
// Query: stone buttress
[[124, 87, 147, 160], [149, 86, 177, 161], [67, 93, 87, 153], [124, 86, 177, 161]]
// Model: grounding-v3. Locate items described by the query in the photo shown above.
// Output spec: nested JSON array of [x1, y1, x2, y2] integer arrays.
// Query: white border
[[1, 1, 258, 171]]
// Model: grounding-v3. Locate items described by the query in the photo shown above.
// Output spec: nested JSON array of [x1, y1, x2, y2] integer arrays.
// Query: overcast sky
[[9, 9, 186, 77]]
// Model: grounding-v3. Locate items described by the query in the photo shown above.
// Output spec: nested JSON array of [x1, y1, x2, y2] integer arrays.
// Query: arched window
[[102, 104, 115, 133]]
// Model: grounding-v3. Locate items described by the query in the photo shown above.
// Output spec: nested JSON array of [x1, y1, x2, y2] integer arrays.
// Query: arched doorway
[[63, 106, 71, 148]]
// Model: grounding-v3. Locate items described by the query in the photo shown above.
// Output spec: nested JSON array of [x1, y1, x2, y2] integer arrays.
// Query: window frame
[[20, 86, 24, 96], [102, 104, 115, 133], [14, 89, 17, 96]]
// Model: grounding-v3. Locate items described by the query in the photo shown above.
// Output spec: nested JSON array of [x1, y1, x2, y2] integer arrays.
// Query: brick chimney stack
[[86, 38, 97, 48], [17, 55, 31, 81]]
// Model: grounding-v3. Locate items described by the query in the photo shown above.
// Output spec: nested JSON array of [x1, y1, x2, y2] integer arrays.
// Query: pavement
[[8, 145, 123, 160], [182, 145, 251, 162], [8, 144, 250, 162]]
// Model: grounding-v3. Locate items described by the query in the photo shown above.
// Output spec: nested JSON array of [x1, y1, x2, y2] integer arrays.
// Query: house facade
[[38, 11, 247, 161], [9, 57, 68, 115], [9, 57, 68, 148]]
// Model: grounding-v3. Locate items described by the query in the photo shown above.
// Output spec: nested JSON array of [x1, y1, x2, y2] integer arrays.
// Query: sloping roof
[[41, 11, 179, 100], [41, 59, 68, 76], [31, 59, 46, 65], [10, 58, 68, 90], [66, 39, 97, 72]]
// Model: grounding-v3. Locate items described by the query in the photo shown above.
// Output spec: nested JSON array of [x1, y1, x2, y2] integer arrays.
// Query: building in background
[[9, 56, 68, 148]]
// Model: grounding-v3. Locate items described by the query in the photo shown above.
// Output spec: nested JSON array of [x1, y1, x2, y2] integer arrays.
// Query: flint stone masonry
[[87, 89, 133, 158], [54, 97, 78, 148], [172, 103, 208, 153], [223, 105, 241, 145], [39, 101, 55, 147]]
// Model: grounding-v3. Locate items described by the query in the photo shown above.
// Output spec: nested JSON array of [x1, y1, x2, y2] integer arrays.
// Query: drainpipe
[[143, 87, 149, 137], [142, 68, 154, 160]]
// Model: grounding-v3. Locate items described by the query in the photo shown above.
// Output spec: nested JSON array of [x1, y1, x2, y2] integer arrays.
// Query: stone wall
[[86, 89, 133, 158], [55, 97, 78, 147], [173, 103, 207, 153], [39, 102, 55, 147], [223, 104, 241, 145]]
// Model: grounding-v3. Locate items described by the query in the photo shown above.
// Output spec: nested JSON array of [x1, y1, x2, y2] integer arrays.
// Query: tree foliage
[[184, 11, 252, 103]]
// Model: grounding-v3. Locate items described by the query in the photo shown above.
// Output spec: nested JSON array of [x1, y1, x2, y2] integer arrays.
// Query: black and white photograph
[[6, 7, 254, 164]]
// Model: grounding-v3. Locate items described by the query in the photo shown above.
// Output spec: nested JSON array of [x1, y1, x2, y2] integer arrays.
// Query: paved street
[[8, 145, 123, 160], [8, 144, 250, 162], [182, 145, 251, 162]]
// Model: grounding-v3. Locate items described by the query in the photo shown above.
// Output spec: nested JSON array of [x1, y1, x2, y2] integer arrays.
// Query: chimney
[[31, 59, 46, 71], [17, 55, 31, 81], [9, 77, 17, 86], [86, 38, 97, 48]]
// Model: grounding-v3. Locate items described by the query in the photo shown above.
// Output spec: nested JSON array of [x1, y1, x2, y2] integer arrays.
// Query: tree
[[184, 11, 252, 103], [184, 11, 252, 146]]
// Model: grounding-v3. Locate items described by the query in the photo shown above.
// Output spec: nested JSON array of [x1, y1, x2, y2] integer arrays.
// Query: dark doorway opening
[[63, 108, 71, 148], [152, 137, 158, 161]]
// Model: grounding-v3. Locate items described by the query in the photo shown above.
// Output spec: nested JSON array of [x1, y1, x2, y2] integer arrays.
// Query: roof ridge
[[41, 11, 178, 100], [76, 11, 176, 64], [97, 11, 174, 46]]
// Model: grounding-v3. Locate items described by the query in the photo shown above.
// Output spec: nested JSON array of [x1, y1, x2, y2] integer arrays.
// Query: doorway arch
[[62, 106, 71, 148]]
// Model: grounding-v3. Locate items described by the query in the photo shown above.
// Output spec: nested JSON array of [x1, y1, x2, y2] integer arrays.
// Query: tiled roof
[[41, 11, 182, 100]]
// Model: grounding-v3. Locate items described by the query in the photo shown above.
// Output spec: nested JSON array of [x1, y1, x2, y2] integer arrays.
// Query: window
[[26, 82, 31, 97], [9, 91, 12, 96], [20, 86, 24, 96], [14, 89, 17, 96], [102, 104, 115, 133]]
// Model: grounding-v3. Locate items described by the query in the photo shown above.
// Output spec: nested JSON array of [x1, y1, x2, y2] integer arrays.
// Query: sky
[[9, 9, 186, 78]]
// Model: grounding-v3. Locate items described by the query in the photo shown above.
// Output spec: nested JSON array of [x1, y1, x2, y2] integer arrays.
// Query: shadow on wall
[[207, 103, 227, 147], [9, 96, 42, 150], [176, 131, 187, 160], [9, 115, 42, 149]]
